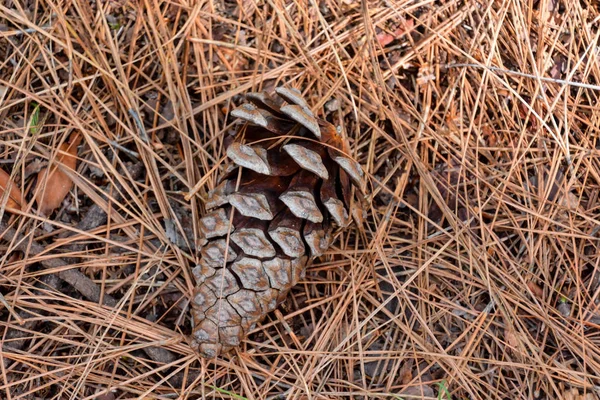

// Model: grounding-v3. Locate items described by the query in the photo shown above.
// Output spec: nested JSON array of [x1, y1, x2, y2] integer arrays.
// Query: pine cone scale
[[226, 142, 272, 175], [228, 192, 274, 220], [280, 105, 322, 139], [274, 87, 311, 109], [205, 180, 234, 210], [230, 228, 276, 258], [198, 208, 231, 240], [283, 143, 330, 179], [268, 210, 305, 258]]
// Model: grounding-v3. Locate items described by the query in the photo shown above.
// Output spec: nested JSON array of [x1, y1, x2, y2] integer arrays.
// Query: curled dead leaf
[[35, 132, 82, 216], [0, 168, 24, 212]]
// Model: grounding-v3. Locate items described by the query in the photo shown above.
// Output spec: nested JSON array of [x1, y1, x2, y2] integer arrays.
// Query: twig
[[52, 163, 177, 365], [0, 24, 53, 38], [109, 140, 140, 159], [0, 221, 116, 307], [2, 275, 61, 368], [128, 108, 149, 143], [0, 292, 23, 324], [444, 63, 600, 91], [58, 162, 144, 241]]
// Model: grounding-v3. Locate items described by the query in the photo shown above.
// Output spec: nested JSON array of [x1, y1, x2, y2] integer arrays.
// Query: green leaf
[[28, 103, 40, 134], [206, 384, 248, 400], [437, 380, 452, 400], [560, 295, 568, 304]]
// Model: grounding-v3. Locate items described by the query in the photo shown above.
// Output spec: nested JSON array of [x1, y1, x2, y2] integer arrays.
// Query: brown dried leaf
[[399, 385, 435, 398], [376, 32, 396, 47], [376, 19, 414, 46], [504, 327, 519, 350], [559, 191, 579, 210], [416, 62, 435, 86], [527, 281, 544, 299], [564, 388, 595, 400], [35, 132, 82, 216], [23, 158, 45, 178], [0, 168, 24, 212], [399, 359, 414, 385]]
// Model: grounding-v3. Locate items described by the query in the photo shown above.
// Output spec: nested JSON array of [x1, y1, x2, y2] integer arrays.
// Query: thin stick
[[0, 292, 24, 324], [445, 63, 600, 91]]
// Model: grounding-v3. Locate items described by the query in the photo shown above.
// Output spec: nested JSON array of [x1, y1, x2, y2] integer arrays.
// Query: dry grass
[[1, 0, 600, 399]]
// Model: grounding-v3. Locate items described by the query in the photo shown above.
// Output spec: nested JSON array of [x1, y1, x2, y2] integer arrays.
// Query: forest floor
[[1, 0, 600, 399]]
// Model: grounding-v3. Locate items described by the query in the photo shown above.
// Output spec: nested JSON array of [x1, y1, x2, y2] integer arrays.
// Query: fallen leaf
[[28, 103, 41, 134], [0, 168, 24, 212], [24, 158, 45, 178], [564, 388, 595, 400], [376, 19, 414, 46], [504, 327, 519, 350], [559, 190, 579, 210], [399, 384, 435, 398], [549, 56, 565, 79], [399, 359, 414, 385], [35, 132, 82, 216], [527, 281, 544, 299], [376, 32, 396, 47], [481, 125, 497, 147], [160, 99, 175, 121], [416, 62, 435, 86]]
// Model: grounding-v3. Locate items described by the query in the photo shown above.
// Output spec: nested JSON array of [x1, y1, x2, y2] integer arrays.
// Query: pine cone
[[191, 86, 363, 357]]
